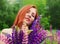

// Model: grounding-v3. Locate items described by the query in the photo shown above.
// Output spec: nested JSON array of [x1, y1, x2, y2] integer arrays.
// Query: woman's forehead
[[29, 8, 36, 14]]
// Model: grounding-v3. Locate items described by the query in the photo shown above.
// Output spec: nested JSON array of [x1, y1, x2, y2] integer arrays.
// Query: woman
[[0, 5, 52, 44]]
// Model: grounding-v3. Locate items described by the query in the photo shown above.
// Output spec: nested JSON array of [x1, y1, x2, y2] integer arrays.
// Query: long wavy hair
[[12, 5, 38, 28]]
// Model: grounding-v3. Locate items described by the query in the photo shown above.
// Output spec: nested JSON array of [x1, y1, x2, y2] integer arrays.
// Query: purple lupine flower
[[2, 32, 11, 38], [48, 24, 54, 44], [18, 30, 23, 44], [28, 29, 47, 44], [50, 24, 52, 33], [12, 26, 23, 44], [30, 15, 41, 31], [0, 30, 13, 44], [56, 30, 60, 44], [12, 26, 18, 44], [28, 16, 47, 44], [3, 32, 12, 44], [56, 30, 60, 37]]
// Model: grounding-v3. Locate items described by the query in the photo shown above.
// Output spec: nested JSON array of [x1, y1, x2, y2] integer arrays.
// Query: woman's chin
[[26, 22, 31, 26], [24, 21, 31, 26]]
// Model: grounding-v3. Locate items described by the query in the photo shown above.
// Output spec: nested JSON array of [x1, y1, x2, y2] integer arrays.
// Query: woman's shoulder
[[1, 28, 13, 36]]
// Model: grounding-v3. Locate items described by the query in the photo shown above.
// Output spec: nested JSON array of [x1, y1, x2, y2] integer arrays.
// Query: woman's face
[[23, 7, 36, 25]]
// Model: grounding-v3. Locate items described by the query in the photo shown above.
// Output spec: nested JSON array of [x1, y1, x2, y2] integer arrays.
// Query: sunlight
[[7, 0, 16, 4]]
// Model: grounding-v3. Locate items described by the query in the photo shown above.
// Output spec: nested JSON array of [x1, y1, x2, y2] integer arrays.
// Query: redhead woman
[[0, 5, 52, 44]]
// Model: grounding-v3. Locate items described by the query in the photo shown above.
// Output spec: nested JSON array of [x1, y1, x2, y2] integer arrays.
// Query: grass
[[41, 30, 58, 44], [0, 30, 2, 33]]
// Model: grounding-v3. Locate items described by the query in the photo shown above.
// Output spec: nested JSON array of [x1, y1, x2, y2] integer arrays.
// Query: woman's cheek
[[32, 18, 34, 21], [31, 18, 34, 23]]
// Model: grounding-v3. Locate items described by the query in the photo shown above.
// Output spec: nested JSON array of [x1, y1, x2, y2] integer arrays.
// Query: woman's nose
[[28, 15, 31, 18]]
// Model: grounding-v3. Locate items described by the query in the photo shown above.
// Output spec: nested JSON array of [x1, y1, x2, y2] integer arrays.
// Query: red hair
[[12, 5, 38, 28]]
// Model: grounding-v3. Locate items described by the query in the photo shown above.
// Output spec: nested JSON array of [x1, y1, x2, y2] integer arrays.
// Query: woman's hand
[[21, 22, 33, 34], [21, 22, 29, 34], [21, 22, 33, 44]]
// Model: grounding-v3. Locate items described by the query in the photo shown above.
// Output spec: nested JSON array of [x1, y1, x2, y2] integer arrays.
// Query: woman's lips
[[26, 18, 30, 21]]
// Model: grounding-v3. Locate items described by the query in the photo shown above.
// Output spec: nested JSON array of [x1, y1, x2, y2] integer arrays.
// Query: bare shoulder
[[1, 28, 12, 36]]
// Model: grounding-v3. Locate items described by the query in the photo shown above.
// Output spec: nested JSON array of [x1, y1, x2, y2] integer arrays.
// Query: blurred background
[[0, 0, 60, 30]]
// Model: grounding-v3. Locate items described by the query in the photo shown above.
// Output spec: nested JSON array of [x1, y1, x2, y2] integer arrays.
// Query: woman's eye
[[32, 13, 35, 17], [32, 15, 35, 17]]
